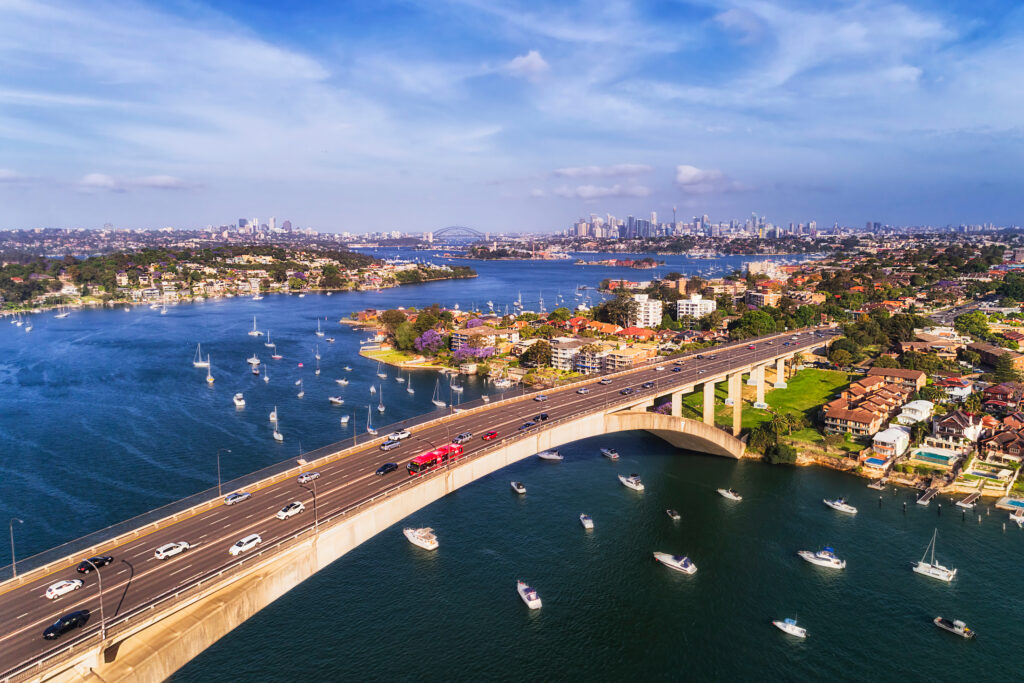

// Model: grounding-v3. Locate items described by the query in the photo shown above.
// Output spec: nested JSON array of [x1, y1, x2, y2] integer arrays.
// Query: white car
[[654, 366, 665, 371], [276, 501, 305, 520], [45, 579, 83, 600], [297, 471, 320, 484], [599, 378, 613, 384], [533, 394, 549, 402], [576, 387, 590, 394], [154, 542, 191, 560], [229, 533, 262, 556], [388, 429, 411, 441]]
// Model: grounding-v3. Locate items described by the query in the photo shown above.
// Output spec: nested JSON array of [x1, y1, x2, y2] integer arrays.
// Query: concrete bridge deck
[[0, 326, 837, 682]]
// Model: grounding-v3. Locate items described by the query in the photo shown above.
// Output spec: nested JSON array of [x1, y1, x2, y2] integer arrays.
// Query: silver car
[[229, 533, 262, 556], [154, 542, 191, 560]]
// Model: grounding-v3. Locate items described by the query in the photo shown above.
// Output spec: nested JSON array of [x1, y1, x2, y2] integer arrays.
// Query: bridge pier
[[774, 357, 787, 389], [702, 381, 716, 425], [670, 390, 683, 418], [753, 364, 768, 409], [729, 372, 742, 436]]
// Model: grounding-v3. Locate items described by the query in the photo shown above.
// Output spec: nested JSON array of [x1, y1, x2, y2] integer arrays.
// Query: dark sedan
[[76, 556, 113, 574], [43, 610, 90, 640], [641, 381, 654, 389], [375, 463, 399, 476], [518, 421, 537, 430], [619, 388, 634, 395], [534, 413, 549, 422]]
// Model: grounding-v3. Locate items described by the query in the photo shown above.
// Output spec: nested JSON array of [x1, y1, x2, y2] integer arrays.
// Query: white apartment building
[[676, 293, 716, 319], [630, 294, 663, 328]]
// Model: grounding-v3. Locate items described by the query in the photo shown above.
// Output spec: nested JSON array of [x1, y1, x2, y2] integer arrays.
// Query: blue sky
[[1, 0, 1023, 232]]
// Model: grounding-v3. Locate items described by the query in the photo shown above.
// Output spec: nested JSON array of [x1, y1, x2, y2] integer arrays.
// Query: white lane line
[[168, 563, 193, 576], [245, 513, 256, 519], [16, 612, 28, 619], [198, 534, 208, 540]]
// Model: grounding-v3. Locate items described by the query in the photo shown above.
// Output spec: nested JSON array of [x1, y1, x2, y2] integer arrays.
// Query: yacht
[[600, 448, 620, 461], [328, 396, 344, 405], [370, 385, 376, 394], [314, 345, 321, 361], [619, 474, 645, 491], [251, 364, 260, 376], [233, 393, 245, 408], [273, 421, 283, 441], [366, 406, 377, 435], [344, 365, 352, 372], [296, 380, 304, 399], [537, 450, 563, 461], [1011, 510, 1024, 528], [263, 366, 270, 383], [933, 617, 975, 639], [270, 345, 283, 360], [264, 331, 274, 348], [377, 385, 385, 413], [510, 481, 526, 494], [252, 293, 263, 301], [248, 316, 261, 336], [450, 381, 464, 394], [192, 343, 210, 368], [376, 362, 387, 379], [580, 513, 594, 530], [516, 581, 542, 610], [315, 319, 325, 337], [326, 337, 335, 343], [717, 488, 742, 501], [403, 527, 438, 551], [396, 373, 406, 384], [406, 374, 414, 395], [823, 497, 857, 514], [247, 354, 260, 366], [772, 618, 807, 639], [205, 356, 215, 385], [335, 378, 349, 386], [798, 546, 846, 569], [652, 552, 697, 574], [431, 379, 446, 407], [912, 529, 957, 582], [666, 509, 681, 521], [269, 406, 278, 422]]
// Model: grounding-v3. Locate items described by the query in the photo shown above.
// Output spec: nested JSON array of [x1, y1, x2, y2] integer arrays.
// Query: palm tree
[[964, 392, 982, 414], [791, 352, 804, 379]]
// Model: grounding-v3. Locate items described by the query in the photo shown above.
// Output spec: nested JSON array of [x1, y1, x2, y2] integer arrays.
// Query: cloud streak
[[554, 163, 652, 177]]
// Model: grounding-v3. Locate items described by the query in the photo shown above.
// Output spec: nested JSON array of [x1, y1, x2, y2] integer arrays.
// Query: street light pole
[[9, 518, 23, 579], [216, 448, 232, 497], [83, 559, 106, 641]]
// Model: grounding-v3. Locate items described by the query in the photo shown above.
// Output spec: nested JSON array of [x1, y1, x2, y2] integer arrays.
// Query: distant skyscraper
[[238, 218, 247, 229], [269, 216, 276, 231], [282, 220, 292, 232]]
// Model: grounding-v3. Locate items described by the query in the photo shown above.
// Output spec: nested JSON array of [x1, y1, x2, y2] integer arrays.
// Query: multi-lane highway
[[0, 326, 837, 679]]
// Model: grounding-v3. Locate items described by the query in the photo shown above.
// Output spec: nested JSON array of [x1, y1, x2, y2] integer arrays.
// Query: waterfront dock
[[916, 487, 938, 506], [955, 492, 980, 509]]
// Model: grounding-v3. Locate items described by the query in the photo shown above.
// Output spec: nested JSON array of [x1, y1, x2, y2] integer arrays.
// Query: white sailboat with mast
[[376, 361, 387, 379], [205, 355, 215, 385], [296, 379, 305, 399], [192, 343, 210, 368], [912, 529, 957, 582], [315, 319, 325, 337], [406, 373, 414, 395], [431, 378, 446, 407], [248, 316, 261, 336], [377, 385, 385, 413], [366, 406, 377, 435]]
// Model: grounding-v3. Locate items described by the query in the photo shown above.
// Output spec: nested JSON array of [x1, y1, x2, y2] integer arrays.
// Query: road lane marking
[[16, 612, 28, 619]]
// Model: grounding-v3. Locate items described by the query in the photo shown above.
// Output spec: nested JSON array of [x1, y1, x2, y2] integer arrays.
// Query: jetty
[[916, 487, 939, 506], [955, 492, 980, 509]]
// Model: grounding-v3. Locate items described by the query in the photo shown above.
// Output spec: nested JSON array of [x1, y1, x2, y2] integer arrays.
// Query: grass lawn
[[360, 347, 425, 365]]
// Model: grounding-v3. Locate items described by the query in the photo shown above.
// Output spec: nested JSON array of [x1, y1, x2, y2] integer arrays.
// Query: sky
[[1, 0, 1023, 233]]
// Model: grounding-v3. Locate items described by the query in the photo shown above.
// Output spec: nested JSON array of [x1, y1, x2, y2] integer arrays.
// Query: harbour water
[[0, 251, 1020, 680]]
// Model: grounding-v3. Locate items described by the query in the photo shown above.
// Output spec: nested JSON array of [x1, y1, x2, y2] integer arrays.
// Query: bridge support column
[[702, 381, 715, 426], [754, 364, 768, 409], [729, 372, 742, 436], [671, 391, 683, 418], [774, 357, 788, 389]]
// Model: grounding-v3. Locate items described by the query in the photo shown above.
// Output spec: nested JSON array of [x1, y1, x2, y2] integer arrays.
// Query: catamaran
[[192, 343, 210, 368], [431, 379, 446, 407], [912, 529, 957, 582], [248, 316, 261, 336]]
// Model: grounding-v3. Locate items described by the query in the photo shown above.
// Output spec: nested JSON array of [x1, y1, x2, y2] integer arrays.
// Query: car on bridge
[[695, 354, 704, 359], [154, 542, 191, 560], [641, 381, 654, 389], [482, 430, 498, 440], [620, 388, 634, 395], [43, 610, 90, 640], [297, 471, 321, 483], [388, 430, 411, 441], [747, 345, 756, 350], [534, 413, 549, 421], [224, 491, 252, 506], [379, 440, 401, 451], [452, 431, 473, 444], [276, 501, 306, 519], [533, 394, 549, 402], [577, 387, 590, 394], [45, 579, 83, 600], [75, 555, 113, 574], [655, 366, 665, 371], [519, 421, 537, 430], [375, 463, 399, 476], [229, 534, 262, 556], [599, 378, 613, 384], [671, 366, 682, 372]]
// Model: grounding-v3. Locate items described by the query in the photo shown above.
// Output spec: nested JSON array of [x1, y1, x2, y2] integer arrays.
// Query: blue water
[[2, 250, 1020, 681]]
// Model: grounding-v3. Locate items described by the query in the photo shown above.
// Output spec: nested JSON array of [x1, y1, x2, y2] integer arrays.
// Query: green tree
[[379, 309, 407, 334], [873, 355, 900, 368], [519, 340, 552, 367], [549, 307, 571, 322], [728, 309, 778, 339], [829, 348, 853, 366], [394, 322, 418, 351], [765, 443, 798, 465], [994, 352, 1021, 383]]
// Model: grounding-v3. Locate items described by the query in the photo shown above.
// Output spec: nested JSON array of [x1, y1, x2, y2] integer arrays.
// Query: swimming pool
[[865, 457, 887, 466], [1008, 498, 1024, 509], [913, 451, 955, 465]]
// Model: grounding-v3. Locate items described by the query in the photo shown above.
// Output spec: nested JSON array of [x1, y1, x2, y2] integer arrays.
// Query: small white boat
[[296, 380, 304, 399], [619, 474, 644, 491], [192, 343, 210, 368], [315, 319, 325, 337], [273, 423, 283, 441], [406, 374, 414, 394], [252, 294, 263, 301], [248, 316, 261, 336], [798, 547, 846, 569], [1011, 510, 1024, 528], [580, 513, 594, 530], [269, 406, 278, 422], [314, 345, 321, 361], [251, 365, 260, 376], [326, 337, 335, 343], [366, 406, 377, 435], [653, 552, 697, 574], [934, 616, 975, 639], [912, 529, 956, 582], [376, 362, 387, 379], [450, 382, 464, 393], [264, 332, 274, 348], [233, 393, 245, 408], [431, 379, 446, 407], [315, 359, 320, 376], [247, 354, 261, 366], [370, 385, 377, 394], [344, 365, 352, 371], [335, 378, 349, 386], [717, 488, 742, 501], [537, 450, 563, 461], [823, 497, 857, 514], [263, 367, 269, 383], [328, 396, 344, 405], [298, 293, 305, 298], [511, 481, 526, 494], [772, 617, 807, 638], [340, 414, 351, 425], [666, 509, 681, 521], [403, 527, 438, 551], [396, 375, 405, 384], [516, 580, 542, 610], [206, 356, 215, 385], [377, 385, 385, 413], [600, 448, 620, 461]]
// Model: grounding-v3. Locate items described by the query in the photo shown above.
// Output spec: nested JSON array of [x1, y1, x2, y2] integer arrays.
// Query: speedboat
[[934, 617, 975, 639], [619, 474, 644, 491], [510, 481, 526, 494], [580, 513, 594, 530], [537, 450, 563, 461], [600, 448, 620, 461], [251, 365, 259, 375], [772, 618, 807, 638], [232, 393, 245, 408], [403, 527, 438, 551], [340, 414, 350, 424], [912, 529, 956, 582], [326, 337, 335, 343], [824, 497, 857, 514], [344, 366, 352, 371], [335, 378, 349, 386], [516, 580, 542, 609], [797, 547, 846, 569], [717, 488, 742, 501], [653, 552, 697, 574], [328, 396, 344, 405], [666, 509, 681, 521]]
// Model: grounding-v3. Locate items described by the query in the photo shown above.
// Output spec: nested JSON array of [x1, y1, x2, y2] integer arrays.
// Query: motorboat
[[335, 378, 349, 386], [619, 474, 644, 491], [912, 529, 956, 582], [510, 481, 526, 494], [328, 396, 344, 405], [717, 488, 742, 501], [537, 450, 563, 461], [344, 365, 352, 372], [1010, 509, 1024, 528], [326, 337, 335, 343], [233, 393, 245, 408], [823, 497, 857, 514], [247, 354, 260, 366], [516, 580, 542, 610], [340, 414, 350, 424], [798, 547, 846, 569], [580, 513, 594, 530], [772, 618, 807, 639], [600, 448, 620, 461], [652, 552, 697, 574], [403, 527, 438, 551], [251, 365, 259, 376], [666, 509, 681, 521], [934, 617, 975, 639]]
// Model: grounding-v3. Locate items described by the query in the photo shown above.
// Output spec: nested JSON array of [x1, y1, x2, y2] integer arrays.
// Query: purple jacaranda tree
[[466, 318, 484, 328], [414, 329, 443, 353], [453, 346, 494, 362]]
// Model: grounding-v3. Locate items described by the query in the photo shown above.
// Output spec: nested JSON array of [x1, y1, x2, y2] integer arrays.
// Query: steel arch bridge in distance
[[433, 226, 484, 241]]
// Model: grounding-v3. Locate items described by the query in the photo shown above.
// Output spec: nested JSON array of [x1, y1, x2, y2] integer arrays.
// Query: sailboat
[[160, 304, 167, 315], [263, 365, 270, 383], [377, 385, 385, 413], [406, 373, 414, 395], [432, 379, 446, 407], [314, 345, 321, 361], [273, 415, 283, 441], [264, 331, 274, 348], [54, 303, 69, 319], [297, 379, 305, 399], [206, 356, 215, 385], [376, 362, 387, 379], [370, 384, 376, 394], [396, 373, 405, 384], [366, 406, 378, 435], [248, 316, 261, 336], [912, 529, 957, 582], [270, 344, 282, 360], [269, 405, 278, 421], [315, 359, 321, 376], [193, 343, 210, 368], [315, 319, 324, 337]]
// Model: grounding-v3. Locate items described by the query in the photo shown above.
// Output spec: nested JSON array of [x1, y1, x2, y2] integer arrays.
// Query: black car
[[534, 413, 549, 422], [43, 610, 90, 640], [619, 388, 634, 395], [519, 421, 537, 430], [375, 462, 399, 476], [671, 366, 682, 372], [641, 381, 654, 389], [76, 556, 113, 574], [695, 354, 704, 359]]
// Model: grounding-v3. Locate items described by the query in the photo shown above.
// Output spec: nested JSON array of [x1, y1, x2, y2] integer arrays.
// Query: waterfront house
[[926, 409, 984, 453], [978, 428, 1024, 466], [823, 406, 883, 438], [982, 383, 1020, 412], [865, 367, 927, 391], [896, 399, 934, 425], [873, 425, 911, 459]]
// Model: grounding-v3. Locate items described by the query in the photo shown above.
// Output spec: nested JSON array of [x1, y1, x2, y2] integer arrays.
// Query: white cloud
[[77, 173, 195, 192], [0, 168, 29, 183], [675, 165, 746, 194], [79, 173, 122, 192], [713, 8, 764, 44], [554, 163, 652, 177], [529, 188, 547, 197], [553, 183, 651, 199], [134, 175, 193, 190], [504, 50, 549, 82]]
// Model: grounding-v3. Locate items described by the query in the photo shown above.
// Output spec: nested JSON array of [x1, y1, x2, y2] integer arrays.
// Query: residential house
[[934, 376, 973, 402], [865, 367, 927, 391], [982, 383, 1020, 412], [925, 409, 984, 453], [629, 294, 663, 328], [967, 341, 1024, 371], [896, 399, 934, 425], [549, 337, 586, 371], [873, 425, 911, 459], [978, 428, 1024, 466]]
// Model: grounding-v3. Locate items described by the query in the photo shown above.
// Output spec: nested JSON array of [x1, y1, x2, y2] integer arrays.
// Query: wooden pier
[[916, 487, 939, 506], [955, 492, 980, 509]]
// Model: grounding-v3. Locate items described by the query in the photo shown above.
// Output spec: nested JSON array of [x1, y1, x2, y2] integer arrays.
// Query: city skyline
[[1, 0, 1023, 232]]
